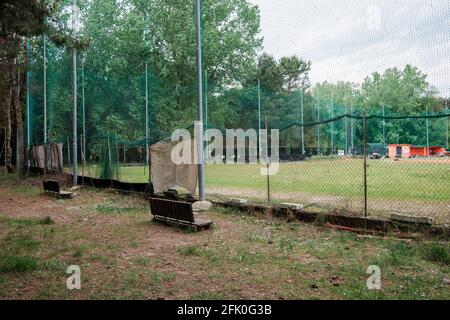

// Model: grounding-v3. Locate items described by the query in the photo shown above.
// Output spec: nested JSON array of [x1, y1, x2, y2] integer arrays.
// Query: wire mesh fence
[[21, 12, 450, 226], [204, 113, 450, 225]]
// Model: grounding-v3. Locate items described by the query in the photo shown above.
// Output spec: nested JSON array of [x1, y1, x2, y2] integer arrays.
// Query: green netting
[[25, 1, 450, 181], [97, 133, 120, 180]]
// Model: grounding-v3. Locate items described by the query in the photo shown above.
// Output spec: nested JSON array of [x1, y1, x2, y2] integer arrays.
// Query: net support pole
[[80, 134, 84, 185], [115, 132, 119, 178], [148, 128, 151, 184], [195, 0, 205, 201], [16, 66, 20, 171], [426, 105, 430, 157], [67, 137, 71, 168], [43, 34, 47, 175], [345, 109, 349, 154], [145, 62, 149, 165], [316, 96, 320, 155], [26, 40, 31, 169], [382, 104, 386, 147], [72, 0, 78, 186], [82, 56, 86, 161], [300, 90, 305, 155], [350, 104, 354, 155], [143, 9, 150, 167], [330, 93, 334, 155], [205, 70, 208, 139], [363, 111, 368, 217], [265, 117, 270, 203], [446, 98, 449, 150], [258, 78, 261, 158], [107, 132, 112, 187]]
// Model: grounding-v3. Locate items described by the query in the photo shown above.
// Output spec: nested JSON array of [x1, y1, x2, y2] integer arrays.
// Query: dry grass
[[0, 173, 448, 300]]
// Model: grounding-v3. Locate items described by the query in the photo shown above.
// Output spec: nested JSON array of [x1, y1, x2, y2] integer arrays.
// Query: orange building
[[388, 144, 446, 158]]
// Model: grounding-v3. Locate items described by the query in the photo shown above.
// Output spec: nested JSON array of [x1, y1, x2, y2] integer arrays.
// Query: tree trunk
[[5, 73, 13, 173], [13, 57, 25, 176]]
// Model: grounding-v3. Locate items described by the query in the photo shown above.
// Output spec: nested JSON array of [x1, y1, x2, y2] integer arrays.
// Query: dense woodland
[[1, 0, 449, 173]]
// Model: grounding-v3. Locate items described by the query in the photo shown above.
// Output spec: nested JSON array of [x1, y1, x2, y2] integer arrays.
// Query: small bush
[[382, 241, 416, 266], [0, 255, 38, 273], [3, 234, 39, 253], [39, 216, 54, 225], [7, 218, 36, 229], [420, 243, 450, 265], [73, 248, 84, 259]]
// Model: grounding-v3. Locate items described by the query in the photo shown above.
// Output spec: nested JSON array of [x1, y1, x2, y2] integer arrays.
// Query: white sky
[[250, 0, 450, 96]]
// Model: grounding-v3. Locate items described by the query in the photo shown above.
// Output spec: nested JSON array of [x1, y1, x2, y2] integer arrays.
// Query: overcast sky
[[250, 0, 450, 96]]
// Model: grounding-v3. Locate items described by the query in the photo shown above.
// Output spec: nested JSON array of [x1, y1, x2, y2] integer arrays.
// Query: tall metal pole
[[205, 70, 208, 131], [43, 35, 47, 145], [26, 40, 31, 149], [300, 90, 305, 155], [145, 62, 149, 164], [16, 68, 20, 170], [258, 78, 261, 157], [382, 104, 386, 147], [43, 34, 47, 175], [143, 9, 150, 166], [316, 95, 320, 155], [345, 105, 348, 154], [445, 98, 448, 150], [72, 0, 78, 185], [265, 117, 270, 203], [195, 0, 205, 201], [330, 93, 334, 155], [426, 105, 430, 157], [350, 103, 354, 155], [82, 56, 86, 161], [363, 111, 368, 217]]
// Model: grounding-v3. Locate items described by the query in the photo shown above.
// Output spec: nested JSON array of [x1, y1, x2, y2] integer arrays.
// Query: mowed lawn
[[80, 158, 450, 202]]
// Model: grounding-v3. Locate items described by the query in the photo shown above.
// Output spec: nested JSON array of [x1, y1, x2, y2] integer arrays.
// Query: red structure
[[388, 144, 446, 158]]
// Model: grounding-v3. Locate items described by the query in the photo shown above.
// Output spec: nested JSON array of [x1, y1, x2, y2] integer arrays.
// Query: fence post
[[148, 128, 151, 184], [67, 137, 71, 169], [80, 134, 84, 185], [363, 111, 368, 217], [265, 117, 271, 203]]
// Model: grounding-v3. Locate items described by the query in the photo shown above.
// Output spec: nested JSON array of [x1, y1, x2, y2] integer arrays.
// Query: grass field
[[76, 158, 450, 222], [0, 175, 448, 299]]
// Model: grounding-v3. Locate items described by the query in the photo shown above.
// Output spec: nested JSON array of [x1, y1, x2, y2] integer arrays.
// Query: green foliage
[[97, 134, 120, 180], [0, 255, 38, 273], [420, 243, 449, 265], [39, 216, 54, 225], [177, 244, 218, 261], [30, 0, 263, 149], [280, 56, 312, 92], [25, 0, 447, 160]]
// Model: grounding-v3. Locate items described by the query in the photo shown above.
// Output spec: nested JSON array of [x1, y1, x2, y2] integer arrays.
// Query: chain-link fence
[[205, 113, 450, 225], [19, 2, 449, 226]]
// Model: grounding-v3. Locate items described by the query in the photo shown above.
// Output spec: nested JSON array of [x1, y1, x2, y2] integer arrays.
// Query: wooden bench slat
[[43, 180, 74, 199], [150, 197, 213, 231]]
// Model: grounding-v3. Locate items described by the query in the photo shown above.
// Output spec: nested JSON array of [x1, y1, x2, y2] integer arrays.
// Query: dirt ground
[[0, 174, 448, 300]]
